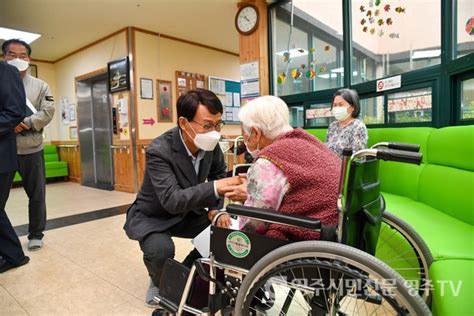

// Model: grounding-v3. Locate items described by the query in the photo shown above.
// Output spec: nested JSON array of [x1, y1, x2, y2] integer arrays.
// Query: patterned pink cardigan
[[242, 128, 341, 241]]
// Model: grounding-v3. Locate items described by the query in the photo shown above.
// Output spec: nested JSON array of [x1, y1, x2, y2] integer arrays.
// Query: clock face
[[236, 5, 258, 34]]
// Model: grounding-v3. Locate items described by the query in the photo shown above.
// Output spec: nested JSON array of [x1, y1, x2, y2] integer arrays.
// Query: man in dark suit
[[124, 89, 240, 306], [0, 62, 30, 273]]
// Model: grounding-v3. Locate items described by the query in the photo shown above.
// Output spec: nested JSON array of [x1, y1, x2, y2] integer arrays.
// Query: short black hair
[[331, 88, 360, 118], [177, 89, 223, 126], [2, 39, 32, 56]]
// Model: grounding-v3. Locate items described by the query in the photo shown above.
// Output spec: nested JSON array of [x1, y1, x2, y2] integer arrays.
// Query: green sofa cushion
[[378, 161, 424, 201], [367, 127, 433, 162], [43, 144, 58, 154], [430, 260, 474, 316], [428, 125, 474, 172], [44, 153, 59, 162], [382, 192, 474, 261], [307, 129, 327, 142], [45, 161, 68, 170], [418, 164, 474, 225]]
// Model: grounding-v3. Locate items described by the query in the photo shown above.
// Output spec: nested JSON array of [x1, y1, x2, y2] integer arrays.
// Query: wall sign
[[376, 75, 401, 92]]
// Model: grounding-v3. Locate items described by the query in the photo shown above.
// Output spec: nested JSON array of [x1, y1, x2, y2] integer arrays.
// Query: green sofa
[[13, 144, 69, 182], [308, 125, 474, 315]]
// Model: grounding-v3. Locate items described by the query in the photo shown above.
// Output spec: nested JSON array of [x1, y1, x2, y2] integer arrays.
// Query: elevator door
[[77, 75, 114, 190]]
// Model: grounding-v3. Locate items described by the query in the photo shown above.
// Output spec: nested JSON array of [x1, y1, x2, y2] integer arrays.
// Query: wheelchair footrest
[[158, 259, 191, 312]]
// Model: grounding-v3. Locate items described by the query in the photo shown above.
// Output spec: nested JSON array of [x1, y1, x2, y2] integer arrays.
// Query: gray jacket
[[124, 127, 227, 241], [17, 74, 55, 155]]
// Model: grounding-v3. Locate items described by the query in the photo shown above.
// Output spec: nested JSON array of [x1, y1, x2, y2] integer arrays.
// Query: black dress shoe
[[0, 256, 30, 273]]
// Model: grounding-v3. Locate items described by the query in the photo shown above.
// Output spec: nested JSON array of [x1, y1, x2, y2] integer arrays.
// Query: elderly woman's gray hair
[[238, 96, 293, 140]]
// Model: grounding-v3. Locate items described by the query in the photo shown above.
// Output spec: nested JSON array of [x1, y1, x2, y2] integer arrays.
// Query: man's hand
[[215, 176, 243, 196], [208, 210, 231, 228], [14, 122, 30, 134], [221, 174, 248, 203]]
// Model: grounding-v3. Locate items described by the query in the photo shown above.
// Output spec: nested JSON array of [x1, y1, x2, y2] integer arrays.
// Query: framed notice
[[157, 80, 173, 122], [140, 78, 153, 99], [69, 126, 78, 140]]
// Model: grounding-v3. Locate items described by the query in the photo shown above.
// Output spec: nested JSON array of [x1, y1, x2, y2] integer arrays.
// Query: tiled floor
[[1, 182, 194, 315]]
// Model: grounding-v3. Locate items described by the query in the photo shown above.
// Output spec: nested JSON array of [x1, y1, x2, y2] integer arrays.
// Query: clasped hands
[[14, 122, 30, 134], [209, 174, 248, 228]]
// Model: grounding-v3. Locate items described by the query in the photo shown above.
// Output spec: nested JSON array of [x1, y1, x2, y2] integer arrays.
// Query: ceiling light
[[0, 27, 41, 44], [276, 48, 309, 58], [412, 49, 441, 59], [330, 67, 344, 73]]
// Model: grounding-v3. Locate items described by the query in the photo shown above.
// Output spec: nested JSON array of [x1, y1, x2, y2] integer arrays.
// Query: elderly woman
[[326, 88, 368, 157], [221, 96, 340, 241]]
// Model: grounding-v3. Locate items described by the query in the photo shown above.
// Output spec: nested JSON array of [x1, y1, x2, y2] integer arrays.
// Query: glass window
[[387, 87, 432, 123], [351, 1, 441, 84], [272, 1, 343, 96], [460, 78, 474, 120], [289, 106, 304, 128], [456, 0, 474, 58], [306, 103, 332, 127], [360, 96, 384, 125]]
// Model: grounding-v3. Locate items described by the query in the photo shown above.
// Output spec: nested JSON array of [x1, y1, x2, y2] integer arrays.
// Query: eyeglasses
[[192, 120, 225, 131]]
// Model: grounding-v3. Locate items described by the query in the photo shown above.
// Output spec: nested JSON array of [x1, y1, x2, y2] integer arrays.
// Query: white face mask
[[245, 129, 260, 158], [332, 106, 351, 121], [187, 122, 221, 151], [7, 58, 29, 72]]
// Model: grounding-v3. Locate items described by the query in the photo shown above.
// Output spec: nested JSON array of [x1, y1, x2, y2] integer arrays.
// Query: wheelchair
[[154, 143, 433, 315]]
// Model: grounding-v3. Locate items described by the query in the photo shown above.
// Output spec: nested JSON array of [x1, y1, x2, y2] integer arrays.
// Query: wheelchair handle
[[226, 204, 321, 230], [388, 142, 420, 152], [371, 142, 420, 152], [376, 148, 423, 165]]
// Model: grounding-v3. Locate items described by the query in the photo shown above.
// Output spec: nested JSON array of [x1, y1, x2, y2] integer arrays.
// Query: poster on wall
[[240, 61, 260, 99], [108, 57, 130, 93], [157, 80, 173, 122], [60, 96, 74, 125]]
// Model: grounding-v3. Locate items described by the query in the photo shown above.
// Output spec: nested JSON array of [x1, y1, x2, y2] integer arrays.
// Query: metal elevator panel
[[77, 75, 114, 190]]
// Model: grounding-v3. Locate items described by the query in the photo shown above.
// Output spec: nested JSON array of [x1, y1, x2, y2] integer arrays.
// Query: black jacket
[[124, 127, 227, 241], [0, 63, 26, 174]]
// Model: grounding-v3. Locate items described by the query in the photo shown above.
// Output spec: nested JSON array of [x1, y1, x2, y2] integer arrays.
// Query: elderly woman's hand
[[222, 175, 248, 203], [208, 210, 231, 228]]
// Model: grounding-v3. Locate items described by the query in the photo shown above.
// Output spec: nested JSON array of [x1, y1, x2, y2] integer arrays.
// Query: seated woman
[[221, 96, 341, 241], [326, 88, 368, 157]]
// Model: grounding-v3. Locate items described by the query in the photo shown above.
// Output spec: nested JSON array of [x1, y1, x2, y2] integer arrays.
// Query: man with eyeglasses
[[124, 89, 242, 307], [2, 39, 55, 252]]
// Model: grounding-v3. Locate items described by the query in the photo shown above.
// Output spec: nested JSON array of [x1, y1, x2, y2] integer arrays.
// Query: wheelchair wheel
[[376, 211, 433, 305], [235, 241, 430, 315]]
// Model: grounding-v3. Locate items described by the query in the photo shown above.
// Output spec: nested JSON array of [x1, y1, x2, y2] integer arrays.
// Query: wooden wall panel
[[52, 141, 81, 183], [238, 0, 269, 95], [137, 139, 152, 188], [112, 145, 135, 193]]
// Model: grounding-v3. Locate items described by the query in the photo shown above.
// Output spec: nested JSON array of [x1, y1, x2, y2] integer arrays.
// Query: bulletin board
[[208, 76, 241, 123], [175, 71, 206, 100]]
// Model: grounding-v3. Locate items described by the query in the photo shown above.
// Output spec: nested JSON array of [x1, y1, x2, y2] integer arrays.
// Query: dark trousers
[[17, 150, 46, 240], [139, 211, 210, 287], [0, 172, 26, 264]]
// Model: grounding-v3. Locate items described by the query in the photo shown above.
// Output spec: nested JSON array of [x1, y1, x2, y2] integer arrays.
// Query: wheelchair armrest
[[226, 204, 321, 230]]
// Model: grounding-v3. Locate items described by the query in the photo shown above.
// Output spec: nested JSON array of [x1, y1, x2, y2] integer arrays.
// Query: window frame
[[268, 0, 474, 129]]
